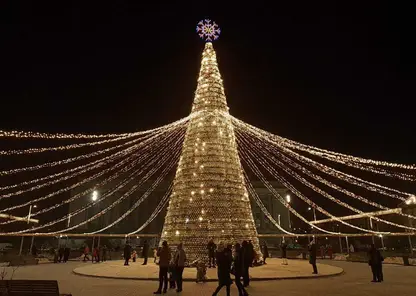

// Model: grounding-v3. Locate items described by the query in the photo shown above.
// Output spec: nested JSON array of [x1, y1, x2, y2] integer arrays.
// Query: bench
[[0, 280, 71, 296]]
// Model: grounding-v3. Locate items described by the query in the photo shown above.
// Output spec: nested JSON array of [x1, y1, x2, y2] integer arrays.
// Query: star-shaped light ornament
[[196, 19, 221, 42]]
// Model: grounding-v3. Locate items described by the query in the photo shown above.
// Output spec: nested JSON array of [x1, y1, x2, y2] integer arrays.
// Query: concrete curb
[[72, 268, 344, 282]]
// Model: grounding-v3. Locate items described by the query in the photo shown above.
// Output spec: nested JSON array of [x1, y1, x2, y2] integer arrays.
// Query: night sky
[[1, 2, 415, 164]]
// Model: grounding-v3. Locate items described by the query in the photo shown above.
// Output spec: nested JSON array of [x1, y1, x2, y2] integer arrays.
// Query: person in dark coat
[[262, 242, 269, 264], [124, 243, 132, 266], [234, 243, 249, 296], [58, 247, 64, 263], [31, 245, 37, 257], [368, 244, 384, 282], [281, 240, 288, 265], [309, 240, 318, 274], [142, 240, 149, 265], [247, 240, 255, 267], [242, 240, 251, 287], [212, 243, 232, 296], [154, 241, 171, 294], [207, 239, 217, 268], [101, 245, 107, 262], [63, 247, 70, 263]]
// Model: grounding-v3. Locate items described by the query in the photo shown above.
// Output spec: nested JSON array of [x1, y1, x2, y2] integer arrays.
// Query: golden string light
[[237, 131, 416, 231], [5, 132, 185, 234], [231, 116, 416, 181], [0, 127, 186, 223], [0, 116, 191, 139]]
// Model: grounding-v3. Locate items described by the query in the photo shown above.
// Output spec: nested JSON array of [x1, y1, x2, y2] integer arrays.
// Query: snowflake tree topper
[[196, 19, 221, 42]]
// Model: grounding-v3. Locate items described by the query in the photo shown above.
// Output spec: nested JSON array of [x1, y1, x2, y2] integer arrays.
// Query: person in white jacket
[[174, 243, 187, 292]]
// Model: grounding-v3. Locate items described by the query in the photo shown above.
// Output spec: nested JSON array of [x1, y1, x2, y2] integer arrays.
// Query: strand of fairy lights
[[127, 183, 173, 235], [233, 118, 415, 195], [44, 140, 183, 235], [0, 116, 192, 176], [238, 136, 388, 235], [0, 127, 186, 225], [0, 125, 184, 199], [239, 148, 342, 235], [4, 131, 185, 234], [231, 116, 416, 171], [0, 134, 140, 156], [0, 115, 192, 139], [231, 116, 415, 181], [242, 169, 296, 235], [0, 129, 161, 176], [89, 159, 178, 234], [255, 135, 416, 223], [238, 131, 416, 231], [241, 139, 386, 234]]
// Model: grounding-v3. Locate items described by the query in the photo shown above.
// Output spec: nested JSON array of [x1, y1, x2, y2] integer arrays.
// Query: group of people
[[83, 244, 108, 262]]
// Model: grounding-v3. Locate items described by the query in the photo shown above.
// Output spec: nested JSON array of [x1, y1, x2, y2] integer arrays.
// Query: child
[[132, 250, 137, 263], [196, 260, 207, 283], [168, 259, 176, 289]]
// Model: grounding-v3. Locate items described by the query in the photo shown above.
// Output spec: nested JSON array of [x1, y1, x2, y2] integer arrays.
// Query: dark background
[[1, 2, 415, 163], [0, 1, 415, 238]]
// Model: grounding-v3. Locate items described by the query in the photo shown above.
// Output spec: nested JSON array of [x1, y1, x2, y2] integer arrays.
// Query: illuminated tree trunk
[[160, 42, 261, 263]]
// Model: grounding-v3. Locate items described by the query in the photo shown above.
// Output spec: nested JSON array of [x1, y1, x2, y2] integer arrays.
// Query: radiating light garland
[[240, 144, 386, 235], [0, 117, 191, 176], [0, 116, 192, 139], [231, 116, 416, 181], [0, 134, 138, 156], [0, 126, 183, 199], [240, 149, 342, 235], [89, 165, 176, 233], [242, 170, 296, 235], [237, 131, 416, 231], [41, 144, 181, 235], [0, 128, 186, 225], [233, 119, 414, 197], [127, 183, 173, 235], [3, 132, 184, 234]]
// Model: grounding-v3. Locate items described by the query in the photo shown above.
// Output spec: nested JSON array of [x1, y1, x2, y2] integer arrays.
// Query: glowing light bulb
[[201, 209, 205, 214], [222, 230, 225, 233], [245, 224, 249, 228], [209, 188, 214, 192], [191, 191, 195, 195], [195, 160, 199, 163], [200, 190, 205, 194], [164, 231, 167, 235], [185, 218, 189, 223], [189, 198, 193, 202], [193, 172, 197, 176], [200, 183, 204, 187], [199, 217, 203, 221], [175, 230, 180, 236], [202, 142, 206, 146], [200, 165, 204, 169]]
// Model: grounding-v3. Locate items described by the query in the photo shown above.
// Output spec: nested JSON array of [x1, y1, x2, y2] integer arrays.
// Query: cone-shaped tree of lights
[[160, 41, 261, 262]]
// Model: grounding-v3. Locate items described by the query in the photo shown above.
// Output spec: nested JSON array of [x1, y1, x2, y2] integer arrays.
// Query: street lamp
[[92, 190, 99, 201], [286, 194, 291, 229]]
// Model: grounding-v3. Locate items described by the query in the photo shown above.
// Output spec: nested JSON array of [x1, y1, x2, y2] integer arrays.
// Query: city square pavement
[[4, 259, 415, 296], [72, 258, 343, 281]]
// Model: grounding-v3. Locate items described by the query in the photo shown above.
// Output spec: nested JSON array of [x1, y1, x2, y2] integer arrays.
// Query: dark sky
[[1, 2, 415, 164]]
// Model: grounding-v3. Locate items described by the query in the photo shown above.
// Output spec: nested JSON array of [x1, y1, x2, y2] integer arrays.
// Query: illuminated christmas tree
[[160, 20, 261, 262]]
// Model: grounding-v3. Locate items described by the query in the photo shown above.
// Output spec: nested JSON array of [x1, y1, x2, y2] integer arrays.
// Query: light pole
[[286, 194, 291, 229], [19, 204, 37, 256], [90, 190, 99, 263]]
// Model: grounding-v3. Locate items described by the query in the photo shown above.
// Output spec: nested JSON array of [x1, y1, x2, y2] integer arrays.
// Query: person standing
[[309, 240, 318, 274], [262, 241, 269, 264], [281, 240, 288, 265], [101, 245, 107, 262], [63, 247, 70, 263], [174, 243, 186, 292], [154, 241, 171, 294], [212, 243, 232, 296], [247, 241, 255, 267], [242, 241, 251, 287], [83, 245, 90, 262], [124, 243, 132, 266], [234, 243, 249, 296], [207, 239, 217, 268], [368, 244, 384, 282], [142, 240, 149, 265]]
